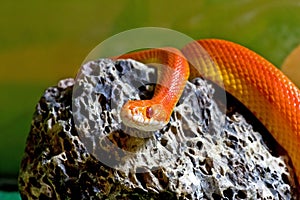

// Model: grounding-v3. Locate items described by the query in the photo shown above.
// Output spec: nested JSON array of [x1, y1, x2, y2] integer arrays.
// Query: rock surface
[[18, 59, 299, 199]]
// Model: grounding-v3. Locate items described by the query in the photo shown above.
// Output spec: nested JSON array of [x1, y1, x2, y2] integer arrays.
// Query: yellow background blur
[[1, 0, 300, 185]]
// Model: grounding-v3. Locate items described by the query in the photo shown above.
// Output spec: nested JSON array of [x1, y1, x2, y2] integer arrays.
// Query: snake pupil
[[146, 107, 153, 119]]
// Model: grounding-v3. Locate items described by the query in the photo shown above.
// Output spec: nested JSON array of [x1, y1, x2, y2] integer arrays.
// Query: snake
[[115, 39, 300, 184]]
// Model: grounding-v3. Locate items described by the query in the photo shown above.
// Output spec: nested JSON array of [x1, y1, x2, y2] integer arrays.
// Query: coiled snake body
[[116, 39, 300, 183]]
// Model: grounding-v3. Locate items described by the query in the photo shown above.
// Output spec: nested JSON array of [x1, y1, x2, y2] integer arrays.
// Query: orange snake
[[115, 39, 300, 183]]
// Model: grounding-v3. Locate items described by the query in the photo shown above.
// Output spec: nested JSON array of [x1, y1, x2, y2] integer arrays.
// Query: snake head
[[120, 100, 167, 131]]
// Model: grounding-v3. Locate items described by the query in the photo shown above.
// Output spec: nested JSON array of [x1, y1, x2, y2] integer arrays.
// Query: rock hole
[[237, 190, 247, 199], [196, 141, 203, 150], [223, 188, 233, 199]]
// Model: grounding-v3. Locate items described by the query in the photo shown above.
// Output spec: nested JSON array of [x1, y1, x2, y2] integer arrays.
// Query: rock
[[18, 59, 299, 199]]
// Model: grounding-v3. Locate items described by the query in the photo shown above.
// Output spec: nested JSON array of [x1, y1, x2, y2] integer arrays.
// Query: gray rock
[[18, 59, 299, 199]]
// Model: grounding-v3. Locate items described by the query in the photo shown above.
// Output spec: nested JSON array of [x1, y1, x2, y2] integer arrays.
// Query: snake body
[[116, 39, 300, 183]]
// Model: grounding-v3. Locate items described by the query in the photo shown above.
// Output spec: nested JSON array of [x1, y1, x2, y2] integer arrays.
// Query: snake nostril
[[133, 108, 139, 115]]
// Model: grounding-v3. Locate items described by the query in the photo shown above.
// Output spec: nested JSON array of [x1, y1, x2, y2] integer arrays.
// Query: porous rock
[[18, 59, 299, 199]]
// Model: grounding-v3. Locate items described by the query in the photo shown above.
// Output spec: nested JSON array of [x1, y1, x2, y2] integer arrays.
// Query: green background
[[1, 0, 300, 198]]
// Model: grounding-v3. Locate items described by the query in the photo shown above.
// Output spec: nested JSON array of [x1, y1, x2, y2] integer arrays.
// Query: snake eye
[[146, 106, 153, 119]]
